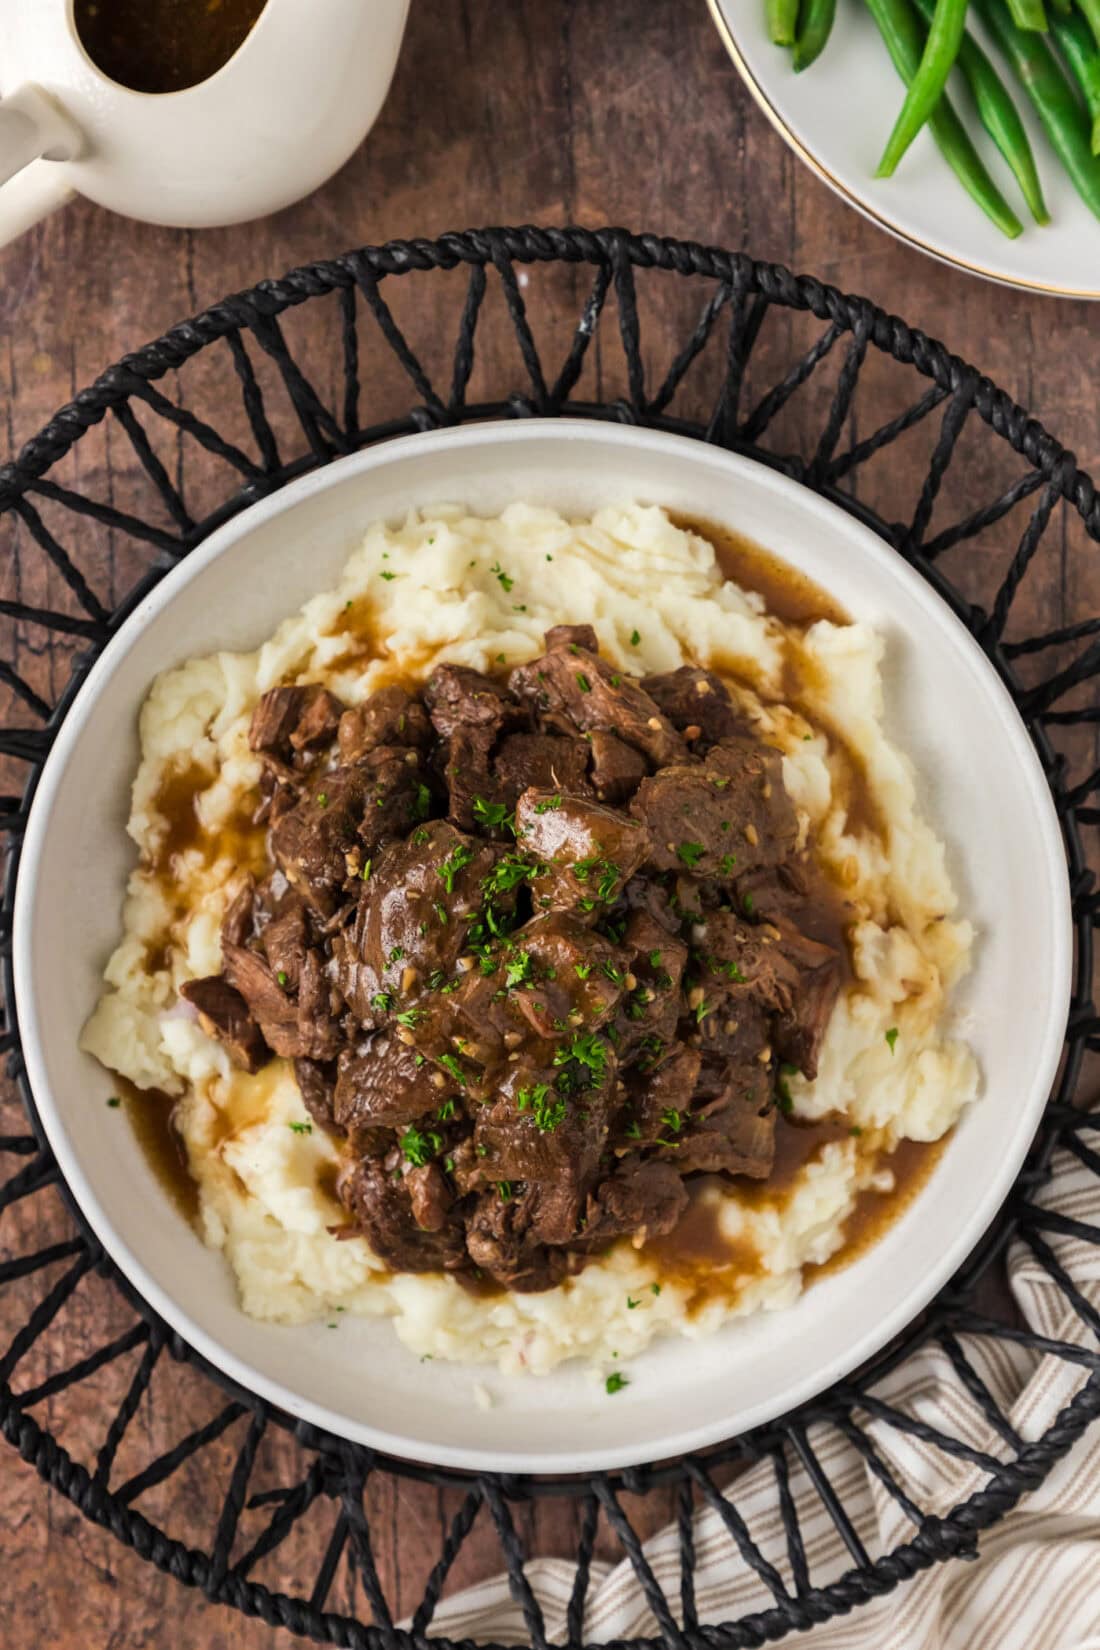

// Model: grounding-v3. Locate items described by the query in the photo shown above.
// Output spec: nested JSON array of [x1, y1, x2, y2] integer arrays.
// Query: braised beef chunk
[[338, 686, 432, 764], [341, 1157, 467, 1272], [589, 731, 648, 803], [334, 1034, 454, 1134], [249, 684, 345, 759], [642, 667, 745, 749], [294, 1058, 341, 1134], [629, 736, 798, 880], [510, 629, 689, 767], [514, 787, 651, 914], [425, 665, 521, 740], [189, 627, 850, 1292], [179, 976, 267, 1072]]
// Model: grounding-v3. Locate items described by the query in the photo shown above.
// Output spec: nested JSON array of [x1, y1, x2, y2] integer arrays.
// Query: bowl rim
[[12, 417, 1074, 1471]]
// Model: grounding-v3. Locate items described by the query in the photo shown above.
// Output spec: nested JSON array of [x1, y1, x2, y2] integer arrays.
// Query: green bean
[[912, 0, 1050, 218], [793, 0, 837, 67], [1050, 5, 1100, 151], [864, 0, 1024, 234], [974, 0, 1100, 217], [1075, 0, 1100, 47], [877, 0, 970, 174], [767, 0, 800, 45], [1006, 0, 1050, 29]]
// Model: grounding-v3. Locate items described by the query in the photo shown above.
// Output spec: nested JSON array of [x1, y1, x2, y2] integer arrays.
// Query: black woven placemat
[[0, 226, 1097, 1647]]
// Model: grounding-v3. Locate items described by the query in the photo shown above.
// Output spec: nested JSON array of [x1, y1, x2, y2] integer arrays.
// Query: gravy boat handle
[[0, 85, 81, 249]]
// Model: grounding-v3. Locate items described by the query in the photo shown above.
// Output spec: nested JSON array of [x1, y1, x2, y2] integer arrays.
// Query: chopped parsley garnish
[[437, 1099, 456, 1121], [554, 1032, 610, 1090], [850, 1125, 863, 1137], [361, 858, 372, 881], [505, 952, 534, 989], [438, 1053, 467, 1088], [388, 946, 405, 964], [648, 950, 663, 968], [490, 561, 515, 593], [575, 672, 592, 693], [714, 959, 745, 982], [885, 1027, 899, 1054], [650, 1282, 661, 1296], [605, 1372, 629, 1394], [609, 674, 621, 687], [601, 960, 624, 984], [316, 792, 328, 808], [694, 999, 712, 1024], [473, 796, 513, 830], [718, 854, 736, 877], [629, 629, 641, 647], [483, 853, 536, 897], [623, 1119, 642, 1139], [743, 892, 755, 915], [276, 970, 289, 987], [413, 782, 432, 821], [660, 1108, 683, 1134], [676, 841, 705, 869], [394, 1008, 424, 1028], [106, 1096, 121, 1109], [379, 570, 396, 581], [437, 841, 474, 894], [400, 1124, 442, 1167], [626, 1295, 639, 1309], [534, 794, 562, 814], [496, 1180, 513, 1202], [371, 992, 394, 1012], [516, 1082, 568, 1133], [288, 1121, 312, 1135], [574, 962, 593, 980], [776, 1062, 799, 1114]]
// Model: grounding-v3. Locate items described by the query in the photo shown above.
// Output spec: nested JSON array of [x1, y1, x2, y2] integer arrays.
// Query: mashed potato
[[81, 503, 979, 1375]]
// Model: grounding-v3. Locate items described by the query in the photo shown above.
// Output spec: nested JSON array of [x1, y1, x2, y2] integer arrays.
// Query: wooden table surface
[[1, 2, 1097, 1645]]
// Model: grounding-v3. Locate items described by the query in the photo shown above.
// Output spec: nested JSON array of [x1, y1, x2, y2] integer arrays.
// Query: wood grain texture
[[0, 1, 1096, 1645]]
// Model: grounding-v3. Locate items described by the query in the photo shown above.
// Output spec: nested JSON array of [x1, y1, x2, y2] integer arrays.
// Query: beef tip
[[629, 736, 798, 880], [350, 820, 502, 1002], [290, 689, 344, 751], [341, 1157, 467, 1272], [622, 873, 683, 935], [445, 729, 592, 835], [294, 1057, 342, 1134], [494, 733, 591, 803], [221, 876, 256, 949], [179, 975, 266, 1072], [768, 920, 841, 1079], [588, 731, 648, 804], [465, 1186, 570, 1292], [441, 726, 497, 833], [545, 623, 599, 653], [259, 894, 309, 989], [611, 909, 688, 1062], [510, 635, 688, 767], [642, 666, 745, 749], [405, 1164, 452, 1232], [223, 941, 340, 1062], [668, 1060, 775, 1177], [618, 1042, 702, 1146], [514, 788, 651, 915], [338, 685, 432, 764], [424, 665, 523, 740], [270, 749, 426, 915], [574, 1158, 687, 1250], [470, 1046, 610, 1209], [249, 684, 344, 758], [334, 1033, 455, 1134], [502, 912, 626, 1039], [691, 910, 839, 1078]]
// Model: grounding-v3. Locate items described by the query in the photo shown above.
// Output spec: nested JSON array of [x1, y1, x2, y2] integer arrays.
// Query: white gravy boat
[[0, 0, 410, 247]]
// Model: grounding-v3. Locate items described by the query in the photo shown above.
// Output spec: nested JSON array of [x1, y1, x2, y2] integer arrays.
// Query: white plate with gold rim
[[14, 419, 1071, 1471], [709, 0, 1100, 297]]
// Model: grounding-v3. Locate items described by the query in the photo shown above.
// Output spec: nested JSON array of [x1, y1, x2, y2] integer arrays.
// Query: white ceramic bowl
[[14, 420, 1072, 1473]]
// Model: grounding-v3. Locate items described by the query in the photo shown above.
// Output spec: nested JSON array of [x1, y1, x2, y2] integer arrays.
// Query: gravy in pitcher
[[75, 0, 268, 95]]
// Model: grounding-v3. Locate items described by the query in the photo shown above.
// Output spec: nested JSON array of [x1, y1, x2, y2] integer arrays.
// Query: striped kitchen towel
[[423, 1143, 1100, 1648]]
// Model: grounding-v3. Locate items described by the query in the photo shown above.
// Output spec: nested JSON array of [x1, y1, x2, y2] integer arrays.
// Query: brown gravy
[[75, 0, 267, 96], [118, 1077, 199, 1226], [149, 759, 266, 878]]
